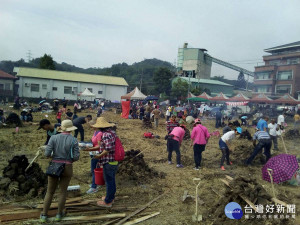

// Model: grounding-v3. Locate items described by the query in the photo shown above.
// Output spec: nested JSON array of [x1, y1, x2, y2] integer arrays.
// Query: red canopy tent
[[197, 92, 212, 100], [226, 93, 249, 106], [187, 92, 196, 98], [210, 92, 229, 101], [250, 93, 273, 104], [228, 93, 250, 102], [272, 94, 300, 105]]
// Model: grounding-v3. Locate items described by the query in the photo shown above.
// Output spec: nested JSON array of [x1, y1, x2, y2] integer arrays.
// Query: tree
[[171, 79, 188, 99], [191, 87, 202, 96], [237, 72, 246, 89], [153, 67, 173, 96], [39, 54, 55, 70]]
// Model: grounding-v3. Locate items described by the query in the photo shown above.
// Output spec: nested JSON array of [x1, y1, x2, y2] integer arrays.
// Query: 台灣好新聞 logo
[[225, 202, 243, 219]]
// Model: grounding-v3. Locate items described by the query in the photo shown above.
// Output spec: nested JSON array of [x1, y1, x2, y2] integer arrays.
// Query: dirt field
[[0, 107, 299, 225]]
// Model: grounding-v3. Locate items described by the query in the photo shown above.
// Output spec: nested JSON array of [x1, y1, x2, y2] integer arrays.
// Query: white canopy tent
[[131, 87, 146, 100], [80, 88, 96, 97], [78, 88, 96, 101], [121, 87, 146, 100]]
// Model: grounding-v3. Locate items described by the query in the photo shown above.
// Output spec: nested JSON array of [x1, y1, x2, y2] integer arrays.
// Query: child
[[56, 109, 62, 124], [219, 127, 242, 171]]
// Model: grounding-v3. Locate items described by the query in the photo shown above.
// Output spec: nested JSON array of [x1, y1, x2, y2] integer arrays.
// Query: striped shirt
[[253, 131, 270, 140], [167, 120, 179, 133]]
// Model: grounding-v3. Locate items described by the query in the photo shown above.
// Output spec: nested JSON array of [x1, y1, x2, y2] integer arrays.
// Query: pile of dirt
[[5, 112, 23, 127], [211, 176, 288, 224], [0, 155, 47, 197], [232, 120, 241, 127], [239, 129, 252, 140], [285, 129, 300, 140], [231, 144, 265, 165], [142, 117, 152, 128], [118, 150, 165, 182]]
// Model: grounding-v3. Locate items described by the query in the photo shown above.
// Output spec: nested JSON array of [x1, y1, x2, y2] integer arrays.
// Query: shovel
[[192, 178, 202, 222], [25, 149, 41, 172]]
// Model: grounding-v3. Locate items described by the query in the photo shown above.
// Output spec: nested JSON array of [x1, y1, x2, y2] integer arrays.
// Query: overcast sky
[[1, 0, 299, 80]]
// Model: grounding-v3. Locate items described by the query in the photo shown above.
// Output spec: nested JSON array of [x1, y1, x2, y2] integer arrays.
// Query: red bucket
[[94, 167, 105, 185]]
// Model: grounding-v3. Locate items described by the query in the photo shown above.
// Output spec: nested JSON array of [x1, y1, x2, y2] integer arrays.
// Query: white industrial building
[[14, 67, 128, 101]]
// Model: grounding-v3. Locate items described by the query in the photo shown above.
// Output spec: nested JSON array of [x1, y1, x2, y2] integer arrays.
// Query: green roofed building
[[172, 76, 234, 96], [14, 67, 128, 101]]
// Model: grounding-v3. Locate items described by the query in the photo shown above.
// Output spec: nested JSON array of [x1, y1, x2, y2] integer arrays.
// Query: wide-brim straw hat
[[57, 120, 77, 132], [92, 117, 115, 128]]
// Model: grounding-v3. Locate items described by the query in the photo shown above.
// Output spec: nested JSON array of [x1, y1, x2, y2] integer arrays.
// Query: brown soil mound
[[118, 150, 165, 182], [212, 176, 290, 225], [0, 155, 47, 197], [239, 129, 252, 140], [231, 143, 265, 165], [285, 129, 300, 140], [142, 117, 152, 128], [5, 112, 23, 127]]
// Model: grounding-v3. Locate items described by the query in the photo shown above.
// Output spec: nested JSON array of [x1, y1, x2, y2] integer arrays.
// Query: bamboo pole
[[57, 213, 126, 221], [25, 150, 40, 172], [280, 135, 288, 154], [116, 193, 164, 225], [123, 212, 160, 225], [267, 169, 276, 200]]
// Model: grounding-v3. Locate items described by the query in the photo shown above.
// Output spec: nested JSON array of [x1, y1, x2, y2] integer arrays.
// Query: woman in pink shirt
[[167, 124, 186, 168], [191, 119, 210, 170]]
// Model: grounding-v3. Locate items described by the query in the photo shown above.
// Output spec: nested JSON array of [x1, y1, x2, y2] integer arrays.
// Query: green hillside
[[0, 57, 175, 94]]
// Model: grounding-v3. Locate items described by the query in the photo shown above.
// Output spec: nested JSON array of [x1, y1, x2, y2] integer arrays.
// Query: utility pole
[[187, 71, 192, 105], [26, 50, 32, 62], [246, 74, 250, 91], [197, 60, 201, 88], [140, 68, 143, 91]]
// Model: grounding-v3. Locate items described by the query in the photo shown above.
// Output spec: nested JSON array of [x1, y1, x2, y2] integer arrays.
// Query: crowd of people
[[165, 113, 243, 171], [163, 104, 300, 172], [1, 97, 299, 223]]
